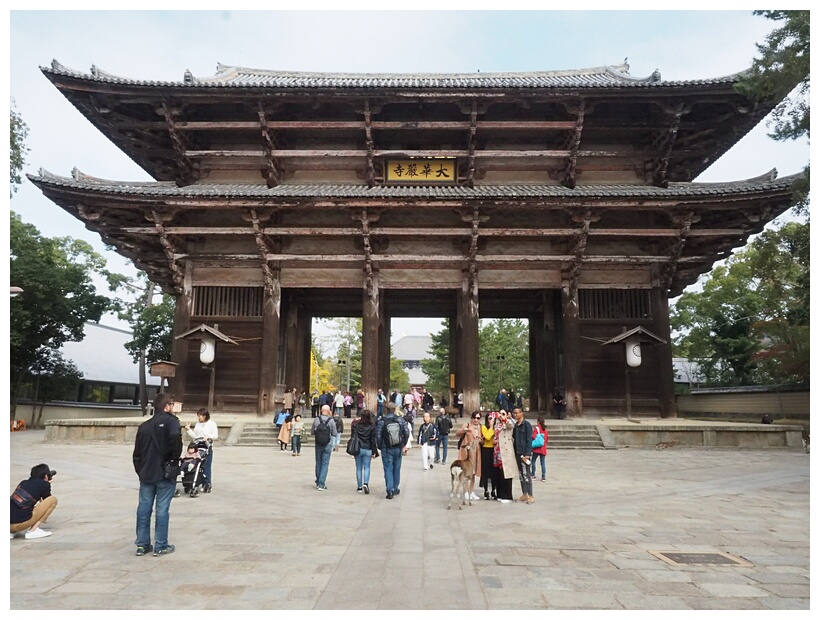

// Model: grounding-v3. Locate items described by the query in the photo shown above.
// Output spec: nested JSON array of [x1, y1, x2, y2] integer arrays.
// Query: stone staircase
[[232, 419, 609, 449], [543, 424, 607, 449]]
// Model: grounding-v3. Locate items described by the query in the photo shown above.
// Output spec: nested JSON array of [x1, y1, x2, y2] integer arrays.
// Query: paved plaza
[[8, 429, 810, 610]]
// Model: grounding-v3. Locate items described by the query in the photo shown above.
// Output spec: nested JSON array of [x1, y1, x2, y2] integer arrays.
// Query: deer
[[447, 439, 477, 510]]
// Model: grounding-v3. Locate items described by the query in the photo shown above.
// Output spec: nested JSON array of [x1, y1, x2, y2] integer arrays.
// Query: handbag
[[345, 432, 361, 456], [162, 460, 180, 482], [532, 430, 545, 449]]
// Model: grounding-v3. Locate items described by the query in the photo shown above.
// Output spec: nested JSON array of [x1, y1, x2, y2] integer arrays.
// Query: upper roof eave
[[27, 168, 804, 200], [41, 59, 751, 92]]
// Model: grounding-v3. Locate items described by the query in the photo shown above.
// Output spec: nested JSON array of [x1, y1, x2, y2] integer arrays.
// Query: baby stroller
[[176, 438, 212, 497]]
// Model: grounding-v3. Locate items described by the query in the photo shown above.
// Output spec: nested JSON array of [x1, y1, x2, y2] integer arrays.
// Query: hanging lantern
[[625, 336, 642, 368], [199, 334, 216, 365]]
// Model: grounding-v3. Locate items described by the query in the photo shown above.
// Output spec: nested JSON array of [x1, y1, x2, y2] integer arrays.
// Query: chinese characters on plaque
[[384, 159, 457, 184]]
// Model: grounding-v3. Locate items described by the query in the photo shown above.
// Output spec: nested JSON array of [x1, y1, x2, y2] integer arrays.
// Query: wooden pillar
[[362, 274, 380, 412], [169, 262, 192, 405], [283, 300, 299, 396], [258, 275, 281, 416], [561, 284, 583, 418], [379, 308, 391, 397], [528, 319, 539, 412], [448, 313, 458, 409], [651, 286, 677, 418], [298, 309, 312, 398], [458, 273, 480, 415]]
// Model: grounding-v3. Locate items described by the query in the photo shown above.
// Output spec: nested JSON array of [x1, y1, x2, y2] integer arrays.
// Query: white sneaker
[[24, 528, 52, 540], [470, 492, 480, 501], [497, 498, 513, 504], [10, 533, 15, 540]]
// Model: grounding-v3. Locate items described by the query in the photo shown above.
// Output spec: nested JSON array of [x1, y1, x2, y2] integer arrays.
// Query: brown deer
[[447, 440, 477, 510]]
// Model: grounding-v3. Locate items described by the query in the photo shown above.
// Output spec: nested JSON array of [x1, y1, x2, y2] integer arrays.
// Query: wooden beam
[[159, 102, 196, 186], [652, 102, 686, 188], [182, 148, 660, 159], [561, 99, 586, 189], [257, 103, 282, 188], [466, 101, 478, 188], [118, 225, 745, 238], [363, 100, 376, 187]]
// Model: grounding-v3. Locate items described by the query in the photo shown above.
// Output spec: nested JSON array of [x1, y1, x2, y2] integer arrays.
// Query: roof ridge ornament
[[184, 69, 193, 84], [650, 69, 662, 83]]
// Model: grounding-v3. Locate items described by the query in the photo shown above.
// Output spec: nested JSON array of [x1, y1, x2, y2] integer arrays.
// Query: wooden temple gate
[[30, 61, 800, 417]]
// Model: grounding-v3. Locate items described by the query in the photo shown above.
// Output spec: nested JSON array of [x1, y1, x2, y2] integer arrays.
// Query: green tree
[[25, 350, 83, 428], [671, 222, 809, 386], [420, 324, 451, 397], [737, 10, 810, 213], [10, 102, 29, 196], [479, 319, 530, 407], [389, 351, 410, 394], [9, 212, 115, 417]]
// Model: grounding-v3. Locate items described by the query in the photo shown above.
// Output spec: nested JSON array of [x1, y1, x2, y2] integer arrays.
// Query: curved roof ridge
[[28, 170, 804, 195], [43, 59, 745, 88]]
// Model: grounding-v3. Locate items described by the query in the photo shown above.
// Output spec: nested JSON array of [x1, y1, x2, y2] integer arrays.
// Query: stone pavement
[[8, 430, 810, 610]]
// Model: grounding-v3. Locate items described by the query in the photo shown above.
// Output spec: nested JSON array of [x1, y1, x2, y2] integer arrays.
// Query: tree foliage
[[422, 319, 530, 407], [478, 319, 529, 406], [118, 278, 175, 364], [737, 10, 810, 213], [9, 212, 115, 414], [10, 102, 29, 196], [671, 222, 809, 386], [389, 352, 410, 394], [419, 324, 451, 397]]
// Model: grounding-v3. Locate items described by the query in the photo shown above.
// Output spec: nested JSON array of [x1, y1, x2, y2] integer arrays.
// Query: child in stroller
[[176, 439, 211, 497]]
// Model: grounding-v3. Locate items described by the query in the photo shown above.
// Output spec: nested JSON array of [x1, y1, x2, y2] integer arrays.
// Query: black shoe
[[386, 492, 394, 499], [394, 489, 400, 495], [135, 545, 152, 556], [363, 484, 370, 495], [430, 464, 434, 470], [153, 544, 175, 557], [484, 492, 490, 500]]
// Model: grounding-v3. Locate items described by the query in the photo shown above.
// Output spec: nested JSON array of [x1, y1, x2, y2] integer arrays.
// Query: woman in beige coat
[[455, 411, 483, 501], [494, 410, 515, 503], [277, 414, 293, 451]]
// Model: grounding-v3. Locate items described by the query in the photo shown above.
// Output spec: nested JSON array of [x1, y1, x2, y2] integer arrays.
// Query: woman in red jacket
[[531, 415, 548, 482]]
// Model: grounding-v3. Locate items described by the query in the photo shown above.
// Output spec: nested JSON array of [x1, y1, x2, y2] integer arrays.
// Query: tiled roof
[[60, 322, 161, 386], [43, 60, 745, 90], [392, 335, 434, 361], [29, 169, 798, 200]]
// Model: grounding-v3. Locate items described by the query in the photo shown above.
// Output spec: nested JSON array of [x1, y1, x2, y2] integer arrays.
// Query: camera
[[49, 470, 57, 478]]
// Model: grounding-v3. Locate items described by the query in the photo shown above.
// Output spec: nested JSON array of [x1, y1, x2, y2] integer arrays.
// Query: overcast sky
[[6, 9, 810, 346]]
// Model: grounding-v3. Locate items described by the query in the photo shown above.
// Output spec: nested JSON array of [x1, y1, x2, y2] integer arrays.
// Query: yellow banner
[[384, 159, 456, 184]]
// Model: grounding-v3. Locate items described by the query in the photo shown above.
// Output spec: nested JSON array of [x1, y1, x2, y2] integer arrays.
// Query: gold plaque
[[384, 159, 456, 184]]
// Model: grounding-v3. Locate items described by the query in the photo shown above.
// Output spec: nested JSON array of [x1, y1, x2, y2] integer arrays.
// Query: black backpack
[[314, 417, 332, 446]]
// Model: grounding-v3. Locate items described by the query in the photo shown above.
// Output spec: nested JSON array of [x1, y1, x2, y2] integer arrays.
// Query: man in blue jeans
[[133, 392, 182, 557], [374, 403, 409, 499], [434, 407, 452, 464], [311, 404, 338, 490]]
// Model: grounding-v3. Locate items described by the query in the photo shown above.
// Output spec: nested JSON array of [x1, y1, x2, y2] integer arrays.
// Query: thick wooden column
[[298, 309, 312, 397], [528, 319, 539, 412], [283, 301, 299, 397], [561, 284, 583, 418], [169, 262, 193, 404], [457, 273, 480, 416], [258, 275, 281, 416], [651, 286, 677, 418], [362, 274, 381, 411], [379, 309, 391, 396], [448, 313, 458, 409]]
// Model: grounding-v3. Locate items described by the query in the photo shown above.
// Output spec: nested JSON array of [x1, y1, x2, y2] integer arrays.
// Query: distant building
[[392, 335, 433, 388], [672, 357, 705, 387], [58, 322, 161, 404]]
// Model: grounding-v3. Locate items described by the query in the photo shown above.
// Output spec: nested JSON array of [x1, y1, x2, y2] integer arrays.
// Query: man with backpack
[[374, 402, 409, 499], [434, 407, 453, 465], [311, 404, 338, 491]]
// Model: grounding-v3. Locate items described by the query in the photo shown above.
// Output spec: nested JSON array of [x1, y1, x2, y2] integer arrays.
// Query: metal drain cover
[[650, 551, 752, 567]]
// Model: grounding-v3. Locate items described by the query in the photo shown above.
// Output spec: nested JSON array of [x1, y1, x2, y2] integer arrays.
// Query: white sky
[[5, 7, 811, 348]]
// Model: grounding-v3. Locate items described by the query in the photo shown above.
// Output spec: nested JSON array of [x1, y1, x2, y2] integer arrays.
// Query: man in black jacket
[[10, 463, 58, 540], [434, 407, 453, 465], [512, 407, 534, 504], [133, 392, 182, 556]]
